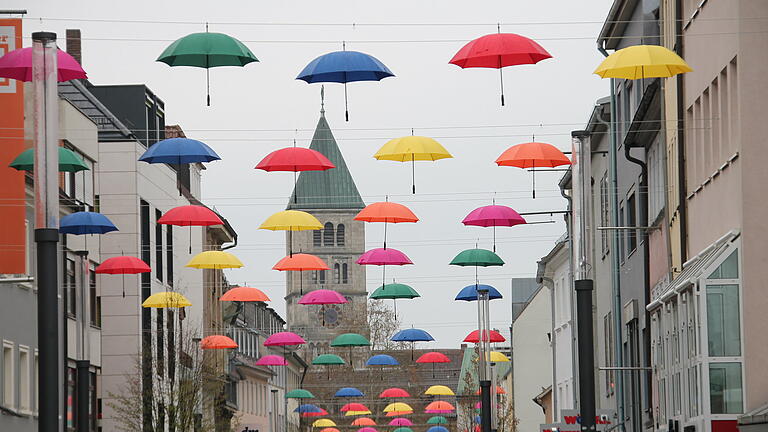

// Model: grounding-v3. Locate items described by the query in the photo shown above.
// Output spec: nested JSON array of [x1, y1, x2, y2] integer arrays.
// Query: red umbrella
[[417, 351, 451, 378], [495, 142, 571, 198], [302, 408, 328, 417], [379, 388, 410, 398], [450, 31, 552, 106], [95, 256, 151, 298], [158, 205, 224, 253], [341, 403, 370, 412], [256, 147, 335, 204], [220, 286, 270, 302], [200, 335, 237, 349], [464, 330, 506, 343]]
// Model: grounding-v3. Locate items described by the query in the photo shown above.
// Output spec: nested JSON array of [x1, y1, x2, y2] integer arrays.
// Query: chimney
[[65, 29, 81, 65]]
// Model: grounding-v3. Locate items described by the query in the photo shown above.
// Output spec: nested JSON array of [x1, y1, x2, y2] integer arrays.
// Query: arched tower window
[[319, 270, 326, 285], [323, 222, 334, 247], [313, 229, 321, 247], [336, 224, 345, 246], [342, 263, 348, 284], [334, 264, 340, 283]]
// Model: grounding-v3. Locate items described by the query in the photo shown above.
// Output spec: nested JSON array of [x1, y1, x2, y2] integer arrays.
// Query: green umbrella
[[427, 416, 448, 425], [313, 353, 345, 380], [393, 428, 414, 432], [449, 248, 504, 267], [286, 389, 315, 399], [370, 283, 420, 319], [157, 29, 259, 106], [9, 147, 89, 172], [331, 333, 371, 367]]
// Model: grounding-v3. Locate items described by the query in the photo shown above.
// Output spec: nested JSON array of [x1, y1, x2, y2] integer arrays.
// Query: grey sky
[[23, 0, 613, 347]]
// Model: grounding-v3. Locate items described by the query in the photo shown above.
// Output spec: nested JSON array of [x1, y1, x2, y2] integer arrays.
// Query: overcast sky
[[23, 0, 613, 347]]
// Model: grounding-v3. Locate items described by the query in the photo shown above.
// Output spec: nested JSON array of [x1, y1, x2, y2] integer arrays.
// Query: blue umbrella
[[428, 427, 449, 432], [138, 138, 221, 164], [455, 284, 503, 302], [294, 404, 322, 414], [366, 354, 399, 366], [391, 328, 434, 360], [296, 49, 394, 121], [474, 416, 482, 424], [60, 211, 118, 235], [334, 387, 365, 397]]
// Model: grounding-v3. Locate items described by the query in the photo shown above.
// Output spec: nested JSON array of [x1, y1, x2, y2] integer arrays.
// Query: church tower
[[284, 100, 368, 355]]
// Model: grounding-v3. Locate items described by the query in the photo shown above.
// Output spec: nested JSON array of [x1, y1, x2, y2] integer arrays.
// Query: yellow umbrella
[[142, 292, 192, 308], [425, 385, 455, 396], [186, 250, 244, 269], [594, 45, 692, 79], [383, 402, 413, 413], [345, 410, 373, 416], [259, 210, 322, 231], [374, 136, 453, 193], [488, 351, 510, 362], [313, 419, 337, 428]]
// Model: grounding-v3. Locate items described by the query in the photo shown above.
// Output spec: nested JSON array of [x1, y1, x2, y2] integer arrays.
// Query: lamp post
[[477, 287, 492, 432]]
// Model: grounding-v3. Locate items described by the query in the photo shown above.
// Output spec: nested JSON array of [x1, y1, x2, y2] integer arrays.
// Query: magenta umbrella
[[264, 332, 306, 346], [425, 410, 454, 414], [462, 204, 526, 252], [0, 47, 87, 82], [357, 247, 413, 295], [298, 289, 348, 305], [255, 354, 288, 366], [388, 418, 413, 427]]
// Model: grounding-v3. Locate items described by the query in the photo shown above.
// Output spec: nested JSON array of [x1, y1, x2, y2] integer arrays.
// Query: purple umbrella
[[264, 332, 306, 346], [389, 418, 413, 426], [298, 289, 348, 305], [462, 204, 526, 252], [0, 47, 87, 82], [255, 355, 287, 366]]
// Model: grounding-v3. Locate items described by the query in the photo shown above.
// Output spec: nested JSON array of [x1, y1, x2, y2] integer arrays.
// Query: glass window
[[336, 224, 345, 246], [600, 172, 610, 255], [89, 265, 100, 327], [619, 203, 626, 262], [3, 343, 13, 408], [709, 362, 743, 414], [166, 225, 173, 287], [627, 192, 637, 254], [708, 250, 738, 279], [313, 230, 321, 247], [323, 223, 334, 247], [155, 210, 163, 282], [66, 257, 76, 317], [19, 347, 29, 412], [658, 378, 667, 424], [604, 312, 614, 395], [319, 270, 326, 285], [688, 365, 699, 418], [706, 284, 741, 356]]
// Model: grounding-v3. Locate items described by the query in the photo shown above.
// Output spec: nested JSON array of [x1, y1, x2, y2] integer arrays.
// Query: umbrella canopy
[[449, 248, 504, 267], [462, 205, 526, 228], [313, 419, 337, 428], [385, 411, 413, 417], [370, 284, 420, 300], [341, 403, 370, 412], [594, 45, 692, 79], [142, 292, 192, 308], [475, 386, 506, 395], [157, 31, 258, 106], [95, 256, 150, 274], [427, 416, 448, 425], [304, 409, 329, 418], [273, 253, 329, 271], [374, 136, 453, 193], [9, 147, 90, 172], [425, 401, 455, 412], [366, 354, 399, 366], [383, 402, 413, 413], [260, 210, 323, 231], [379, 388, 410, 398], [298, 289, 348, 305], [352, 418, 376, 426], [158, 205, 223, 226], [425, 385, 455, 396], [495, 142, 571, 199], [357, 248, 412, 266], [312, 354, 345, 365], [297, 50, 394, 121], [450, 32, 551, 106], [488, 351, 510, 362], [388, 418, 413, 427], [264, 332, 306, 346], [330, 333, 371, 347], [139, 138, 221, 164], [0, 47, 87, 82], [464, 330, 506, 343], [393, 428, 413, 432], [320, 428, 340, 432], [455, 284, 503, 302], [424, 410, 451, 415], [335, 388, 364, 398], [286, 389, 315, 399], [391, 328, 434, 342], [416, 352, 451, 364], [60, 211, 118, 235], [200, 335, 237, 349], [295, 404, 323, 414], [355, 202, 418, 223], [255, 355, 287, 366], [427, 426, 450, 432], [186, 251, 244, 269], [220, 286, 270, 302], [345, 410, 372, 417], [256, 147, 335, 172], [357, 428, 379, 432]]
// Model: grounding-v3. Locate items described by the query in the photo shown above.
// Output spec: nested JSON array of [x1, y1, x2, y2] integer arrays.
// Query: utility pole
[[32, 31, 60, 432], [75, 250, 91, 432], [477, 287, 492, 432]]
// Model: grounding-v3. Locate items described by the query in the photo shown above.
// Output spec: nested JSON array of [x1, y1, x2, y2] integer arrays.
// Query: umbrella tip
[[345, 110, 349, 122]]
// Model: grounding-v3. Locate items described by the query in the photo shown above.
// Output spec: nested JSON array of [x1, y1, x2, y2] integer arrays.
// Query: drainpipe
[[558, 172, 576, 416], [537, 271, 558, 420], [596, 43, 626, 432], [675, 0, 688, 263]]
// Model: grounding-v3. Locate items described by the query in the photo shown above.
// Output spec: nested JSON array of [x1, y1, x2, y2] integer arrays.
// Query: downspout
[[558, 173, 578, 413], [538, 269, 558, 420], [675, 0, 688, 263], [596, 43, 626, 432]]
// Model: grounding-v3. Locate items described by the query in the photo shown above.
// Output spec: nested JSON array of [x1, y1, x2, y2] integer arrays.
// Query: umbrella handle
[[499, 62, 505, 107], [344, 80, 349, 122], [411, 154, 416, 194]]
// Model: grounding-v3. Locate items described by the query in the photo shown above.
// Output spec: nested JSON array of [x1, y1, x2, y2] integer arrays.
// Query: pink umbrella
[[358, 428, 378, 432], [356, 248, 413, 266], [462, 204, 526, 252], [388, 418, 413, 427], [0, 47, 87, 82], [474, 402, 482, 409], [425, 409, 454, 414], [298, 289, 348, 305], [264, 332, 306, 346], [255, 355, 288, 366]]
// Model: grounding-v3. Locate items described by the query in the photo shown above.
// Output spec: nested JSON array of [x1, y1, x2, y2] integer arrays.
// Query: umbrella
[[9, 147, 89, 172], [313, 419, 337, 428], [425, 385, 455, 396], [416, 352, 451, 378], [331, 333, 371, 366], [352, 418, 376, 426], [141, 292, 192, 308], [475, 386, 506, 395], [95, 256, 151, 298], [450, 31, 551, 106], [341, 403, 370, 412], [157, 30, 258, 106], [255, 355, 288, 366], [186, 251, 244, 269], [374, 136, 453, 193], [383, 403, 413, 413], [379, 388, 410, 398], [370, 283, 420, 319], [60, 211, 118, 235], [200, 335, 237, 349], [0, 47, 87, 82], [357, 248, 412, 266], [385, 411, 412, 417], [426, 416, 448, 425], [464, 330, 506, 343], [391, 328, 434, 359], [139, 137, 221, 164], [425, 401, 455, 412], [264, 332, 306, 346], [450, 249, 504, 267], [298, 289, 348, 305], [462, 204, 526, 252], [159, 205, 223, 253], [427, 426, 450, 432], [357, 428, 379, 432], [475, 415, 482, 423], [594, 44, 692, 80], [297, 48, 394, 121], [320, 429, 340, 432], [304, 409, 329, 418], [256, 146, 335, 204], [455, 284, 503, 302], [220, 286, 270, 302], [295, 404, 323, 414], [273, 253, 329, 295], [345, 410, 372, 417], [488, 351, 510, 363], [495, 142, 571, 198], [355, 201, 418, 251], [286, 389, 315, 399], [313, 353, 345, 380], [260, 210, 323, 256], [335, 387, 364, 398], [393, 428, 413, 432], [366, 354, 399, 366], [388, 418, 413, 427]]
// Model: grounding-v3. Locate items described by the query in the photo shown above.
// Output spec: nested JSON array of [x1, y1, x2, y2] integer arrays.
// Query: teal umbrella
[[331, 333, 371, 366], [286, 389, 315, 399], [157, 28, 259, 106], [449, 248, 504, 267], [9, 147, 89, 172], [370, 283, 420, 318], [427, 416, 448, 425], [313, 353, 345, 380]]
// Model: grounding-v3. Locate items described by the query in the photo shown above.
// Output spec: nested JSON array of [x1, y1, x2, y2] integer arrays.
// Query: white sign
[[540, 409, 616, 432]]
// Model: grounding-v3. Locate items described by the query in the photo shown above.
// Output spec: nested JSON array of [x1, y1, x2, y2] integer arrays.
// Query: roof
[[287, 112, 365, 210], [597, 0, 641, 50], [739, 403, 768, 426], [456, 346, 478, 395], [58, 80, 134, 141]]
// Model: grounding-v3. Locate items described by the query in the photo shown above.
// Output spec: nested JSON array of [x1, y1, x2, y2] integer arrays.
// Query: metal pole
[[32, 30, 60, 432], [271, 389, 279, 432], [477, 288, 491, 432], [575, 279, 596, 432], [75, 250, 90, 432]]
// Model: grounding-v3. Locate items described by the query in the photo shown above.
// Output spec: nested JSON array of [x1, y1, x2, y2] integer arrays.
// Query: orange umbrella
[[355, 202, 418, 224], [385, 411, 412, 417], [200, 335, 237, 349], [273, 253, 329, 295], [495, 141, 571, 198], [352, 418, 377, 426], [220, 286, 270, 302], [425, 401, 455, 411]]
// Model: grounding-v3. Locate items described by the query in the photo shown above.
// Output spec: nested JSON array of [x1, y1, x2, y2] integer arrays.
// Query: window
[[166, 225, 174, 287], [708, 250, 738, 279], [323, 223, 334, 247], [157, 309, 165, 377], [89, 264, 100, 327], [626, 192, 637, 254], [66, 257, 76, 317], [33, 351, 38, 413], [334, 264, 340, 284], [311, 271, 318, 284], [619, 202, 625, 262], [688, 365, 699, 417], [168, 310, 176, 381], [709, 362, 743, 414], [342, 264, 348, 284], [336, 224, 345, 246], [603, 312, 614, 395], [706, 284, 741, 356], [155, 209, 163, 282], [319, 270, 326, 285], [19, 346, 29, 412], [600, 172, 610, 256], [3, 342, 13, 409], [313, 230, 321, 247], [647, 139, 666, 222]]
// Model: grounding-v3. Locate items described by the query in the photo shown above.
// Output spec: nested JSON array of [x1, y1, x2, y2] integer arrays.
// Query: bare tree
[[496, 393, 520, 432], [366, 299, 401, 350]]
